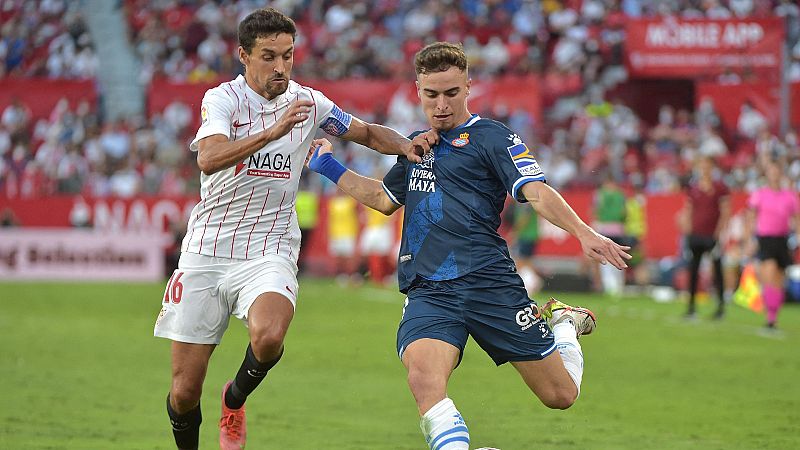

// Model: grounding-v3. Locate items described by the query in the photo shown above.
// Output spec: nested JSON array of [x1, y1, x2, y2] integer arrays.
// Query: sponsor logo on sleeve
[[507, 142, 543, 177], [201, 105, 208, 125]]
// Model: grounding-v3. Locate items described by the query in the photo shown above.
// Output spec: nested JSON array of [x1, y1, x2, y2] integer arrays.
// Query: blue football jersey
[[382, 114, 547, 292]]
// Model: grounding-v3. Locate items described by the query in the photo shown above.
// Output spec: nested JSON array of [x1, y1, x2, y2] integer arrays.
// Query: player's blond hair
[[414, 42, 468, 76]]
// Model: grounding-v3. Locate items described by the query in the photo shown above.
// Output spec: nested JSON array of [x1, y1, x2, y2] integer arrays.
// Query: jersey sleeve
[[190, 88, 235, 152], [381, 157, 409, 206], [482, 124, 546, 202], [306, 87, 353, 137]]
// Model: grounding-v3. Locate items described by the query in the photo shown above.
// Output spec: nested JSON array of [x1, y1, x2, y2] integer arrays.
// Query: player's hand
[[267, 99, 314, 141], [579, 230, 631, 270], [405, 129, 439, 163], [306, 138, 333, 168]]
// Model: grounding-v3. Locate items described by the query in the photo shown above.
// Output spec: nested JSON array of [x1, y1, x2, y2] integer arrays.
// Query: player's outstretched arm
[[340, 117, 436, 163], [196, 100, 313, 175], [307, 138, 400, 216], [522, 181, 631, 269]]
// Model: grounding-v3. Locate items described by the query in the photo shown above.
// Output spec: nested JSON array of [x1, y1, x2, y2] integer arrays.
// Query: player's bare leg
[[403, 339, 469, 450], [168, 342, 215, 450], [513, 298, 596, 409], [219, 292, 294, 449], [512, 353, 578, 409]]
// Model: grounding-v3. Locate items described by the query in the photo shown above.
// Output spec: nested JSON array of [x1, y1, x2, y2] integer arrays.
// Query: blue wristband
[[308, 146, 347, 184]]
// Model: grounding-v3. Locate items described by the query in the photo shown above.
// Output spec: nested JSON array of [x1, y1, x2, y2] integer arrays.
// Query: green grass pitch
[[1, 279, 799, 449]]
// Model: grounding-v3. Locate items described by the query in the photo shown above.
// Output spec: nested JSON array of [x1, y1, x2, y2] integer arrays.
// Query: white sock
[[420, 398, 470, 450], [553, 322, 584, 396]]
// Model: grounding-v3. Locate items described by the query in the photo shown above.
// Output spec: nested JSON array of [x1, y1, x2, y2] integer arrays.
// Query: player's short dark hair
[[414, 42, 468, 76], [238, 8, 297, 54]]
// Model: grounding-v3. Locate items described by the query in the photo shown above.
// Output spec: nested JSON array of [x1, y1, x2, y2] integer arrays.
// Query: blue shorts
[[397, 261, 556, 366]]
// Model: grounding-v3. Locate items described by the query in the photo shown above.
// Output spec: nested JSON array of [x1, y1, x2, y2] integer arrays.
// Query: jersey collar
[[454, 114, 481, 130], [239, 75, 288, 111]]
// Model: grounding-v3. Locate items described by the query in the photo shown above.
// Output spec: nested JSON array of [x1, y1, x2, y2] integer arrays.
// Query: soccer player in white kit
[[153, 8, 425, 450]]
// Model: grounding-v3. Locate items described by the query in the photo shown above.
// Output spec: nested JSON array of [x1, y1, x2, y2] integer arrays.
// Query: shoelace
[[221, 412, 243, 439]]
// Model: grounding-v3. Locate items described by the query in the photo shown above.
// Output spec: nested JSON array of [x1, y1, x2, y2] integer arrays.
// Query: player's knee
[[541, 387, 577, 410], [406, 367, 444, 399], [249, 325, 286, 359], [170, 382, 203, 412]]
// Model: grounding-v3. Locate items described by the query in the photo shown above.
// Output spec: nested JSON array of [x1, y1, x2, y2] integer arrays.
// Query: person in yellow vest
[[328, 192, 361, 285], [624, 184, 647, 286], [295, 189, 319, 274], [360, 207, 396, 286]]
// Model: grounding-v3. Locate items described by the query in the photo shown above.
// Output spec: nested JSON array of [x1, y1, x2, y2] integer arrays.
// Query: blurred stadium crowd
[[1, 0, 800, 200]]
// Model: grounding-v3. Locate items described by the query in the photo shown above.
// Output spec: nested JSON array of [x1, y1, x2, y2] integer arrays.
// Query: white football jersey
[[181, 75, 353, 263]]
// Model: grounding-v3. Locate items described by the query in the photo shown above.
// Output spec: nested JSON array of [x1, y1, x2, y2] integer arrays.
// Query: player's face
[[416, 67, 471, 132], [239, 33, 294, 100]]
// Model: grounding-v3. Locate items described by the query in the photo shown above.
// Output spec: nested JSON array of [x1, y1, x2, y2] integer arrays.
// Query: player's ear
[[415, 80, 421, 99], [238, 46, 248, 66], [466, 78, 471, 97]]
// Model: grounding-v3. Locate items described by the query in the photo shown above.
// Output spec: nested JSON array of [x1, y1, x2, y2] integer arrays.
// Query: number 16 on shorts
[[164, 271, 185, 304]]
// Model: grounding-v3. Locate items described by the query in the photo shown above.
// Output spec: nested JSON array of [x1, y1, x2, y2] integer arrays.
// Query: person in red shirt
[[680, 157, 731, 319]]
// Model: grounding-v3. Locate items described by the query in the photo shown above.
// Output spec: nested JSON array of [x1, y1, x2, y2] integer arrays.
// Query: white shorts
[[359, 225, 393, 255], [154, 252, 298, 344], [329, 237, 356, 257]]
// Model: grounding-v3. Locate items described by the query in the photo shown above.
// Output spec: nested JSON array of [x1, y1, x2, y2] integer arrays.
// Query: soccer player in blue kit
[[308, 42, 631, 450]]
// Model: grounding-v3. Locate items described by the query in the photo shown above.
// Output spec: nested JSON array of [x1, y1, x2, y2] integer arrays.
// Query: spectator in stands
[[680, 156, 730, 319], [1, 97, 31, 141], [737, 101, 768, 140], [0, 207, 19, 227]]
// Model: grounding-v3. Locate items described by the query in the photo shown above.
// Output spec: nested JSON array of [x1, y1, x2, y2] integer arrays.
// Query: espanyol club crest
[[451, 132, 469, 147]]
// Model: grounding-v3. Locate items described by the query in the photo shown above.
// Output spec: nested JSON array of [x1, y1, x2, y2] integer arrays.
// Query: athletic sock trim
[[429, 426, 469, 449]]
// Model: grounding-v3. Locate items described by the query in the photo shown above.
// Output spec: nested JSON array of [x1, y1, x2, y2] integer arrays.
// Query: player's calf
[[166, 393, 202, 450]]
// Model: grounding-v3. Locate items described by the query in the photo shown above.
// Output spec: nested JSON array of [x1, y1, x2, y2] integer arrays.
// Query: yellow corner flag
[[732, 264, 763, 313]]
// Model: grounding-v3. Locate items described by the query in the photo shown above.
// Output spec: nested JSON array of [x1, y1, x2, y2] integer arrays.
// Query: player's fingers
[[291, 113, 309, 123], [415, 138, 431, 152], [603, 244, 628, 269], [291, 99, 315, 108], [424, 129, 439, 144], [407, 149, 423, 163]]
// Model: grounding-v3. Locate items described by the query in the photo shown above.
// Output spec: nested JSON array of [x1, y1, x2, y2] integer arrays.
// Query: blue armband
[[308, 146, 347, 184]]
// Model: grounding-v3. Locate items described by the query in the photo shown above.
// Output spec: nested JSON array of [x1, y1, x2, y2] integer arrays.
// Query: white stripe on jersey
[[182, 75, 341, 263]]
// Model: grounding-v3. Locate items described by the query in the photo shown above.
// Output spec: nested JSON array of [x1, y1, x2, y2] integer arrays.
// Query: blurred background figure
[[295, 188, 320, 275], [624, 181, 648, 287], [360, 207, 395, 286], [744, 161, 800, 331], [510, 203, 542, 296], [680, 156, 731, 320], [327, 192, 361, 286], [592, 174, 627, 295]]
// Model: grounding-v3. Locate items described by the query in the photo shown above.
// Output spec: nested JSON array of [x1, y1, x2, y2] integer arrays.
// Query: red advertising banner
[[0, 78, 97, 121], [0, 195, 198, 231], [0, 192, 695, 261], [625, 18, 785, 79], [0, 228, 165, 281], [696, 81, 781, 133]]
